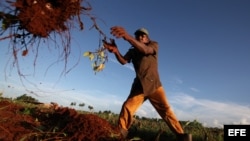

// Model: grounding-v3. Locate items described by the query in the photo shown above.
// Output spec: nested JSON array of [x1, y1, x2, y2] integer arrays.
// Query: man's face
[[135, 34, 149, 44]]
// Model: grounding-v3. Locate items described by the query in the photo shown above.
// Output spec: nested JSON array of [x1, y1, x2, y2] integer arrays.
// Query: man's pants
[[118, 86, 184, 136]]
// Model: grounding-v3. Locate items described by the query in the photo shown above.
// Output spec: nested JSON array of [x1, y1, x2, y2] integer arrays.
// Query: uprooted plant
[[0, 0, 112, 86]]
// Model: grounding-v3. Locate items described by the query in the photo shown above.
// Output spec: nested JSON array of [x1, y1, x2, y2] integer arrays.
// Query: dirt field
[[0, 100, 123, 141]]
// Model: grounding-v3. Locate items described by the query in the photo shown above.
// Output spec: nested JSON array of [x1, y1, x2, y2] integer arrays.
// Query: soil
[[0, 100, 123, 141]]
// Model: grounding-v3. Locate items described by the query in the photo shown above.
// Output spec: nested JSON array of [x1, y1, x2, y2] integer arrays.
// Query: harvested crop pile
[[0, 100, 122, 141]]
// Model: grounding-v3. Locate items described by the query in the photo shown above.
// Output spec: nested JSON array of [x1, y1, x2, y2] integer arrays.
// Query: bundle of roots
[[0, 0, 95, 80], [13, 0, 86, 37], [0, 0, 107, 79]]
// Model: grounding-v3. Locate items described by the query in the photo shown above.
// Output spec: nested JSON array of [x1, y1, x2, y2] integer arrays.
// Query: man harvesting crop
[[103, 26, 191, 141]]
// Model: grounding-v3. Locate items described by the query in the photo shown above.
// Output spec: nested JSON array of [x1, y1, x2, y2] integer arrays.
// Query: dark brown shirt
[[124, 41, 162, 96]]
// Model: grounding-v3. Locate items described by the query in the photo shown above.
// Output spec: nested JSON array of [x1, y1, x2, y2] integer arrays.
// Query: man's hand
[[110, 26, 130, 40], [102, 39, 118, 53]]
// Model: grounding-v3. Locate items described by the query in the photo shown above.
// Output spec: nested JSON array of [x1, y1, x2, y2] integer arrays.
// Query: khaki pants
[[118, 86, 184, 135]]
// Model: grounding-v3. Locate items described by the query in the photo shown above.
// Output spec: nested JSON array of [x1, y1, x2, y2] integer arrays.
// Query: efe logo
[[228, 129, 246, 136], [224, 125, 250, 141]]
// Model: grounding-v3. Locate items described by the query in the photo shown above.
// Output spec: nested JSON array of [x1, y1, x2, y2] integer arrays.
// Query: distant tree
[[70, 102, 76, 106], [88, 105, 93, 111], [79, 103, 85, 107], [184, 119, 203, 128], [134, 115, 140, 119], [15, 94, 39, 103], [103, 110, 111, 114]]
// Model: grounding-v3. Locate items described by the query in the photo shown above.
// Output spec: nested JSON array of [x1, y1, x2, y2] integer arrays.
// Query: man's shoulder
[[148, 41, 158, 48], [150, 40, 157, 43], [149, 40, 158, 45]]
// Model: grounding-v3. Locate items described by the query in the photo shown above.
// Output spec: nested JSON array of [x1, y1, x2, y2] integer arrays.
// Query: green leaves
[[0, 12, 18, 30], [83, 46, 108, 73]]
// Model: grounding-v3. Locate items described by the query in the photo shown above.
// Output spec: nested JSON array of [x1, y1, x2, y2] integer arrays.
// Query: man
[[103, 26, 191, 141]]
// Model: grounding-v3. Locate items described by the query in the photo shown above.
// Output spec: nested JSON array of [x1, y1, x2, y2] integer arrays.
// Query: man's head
[[134, 28, 150, 43]]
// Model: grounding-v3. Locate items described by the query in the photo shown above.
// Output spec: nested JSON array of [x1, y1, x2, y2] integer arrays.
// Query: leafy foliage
[[70, 102, 77, 106], [88, 105, 94, 111], [79, 103, 85, 107], [83, 44, 108, 73], [15, 94, 39, 103]]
